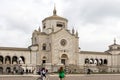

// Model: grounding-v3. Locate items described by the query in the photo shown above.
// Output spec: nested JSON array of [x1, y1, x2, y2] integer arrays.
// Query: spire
[[72, 28, 75, 34], [114, 38, 116, 44], [53, 4, 57, 15], [38, 26, 41, 32]]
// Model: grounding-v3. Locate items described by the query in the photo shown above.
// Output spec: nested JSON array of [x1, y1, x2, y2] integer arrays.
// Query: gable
[[51, 28, 78, 50], [53, 28, 75, 38]]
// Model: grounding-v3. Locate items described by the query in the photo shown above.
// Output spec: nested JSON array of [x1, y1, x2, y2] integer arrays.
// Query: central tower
[[42, 6, 68, 34], [31, 6, 79, 72]]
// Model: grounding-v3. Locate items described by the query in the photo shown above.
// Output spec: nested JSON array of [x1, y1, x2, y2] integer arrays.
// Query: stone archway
[[19, 56, 25, 64], [12, 56, 18, 64], [95, 58, 99, 66], [5, 56, 11, 64], [90, 58, 94, 64], [61, 54, 68, 65], [99, 59, 103, 65], [85, 58, 89, 64], [104, 59, 108, 65], [6, 67, 11, 73]]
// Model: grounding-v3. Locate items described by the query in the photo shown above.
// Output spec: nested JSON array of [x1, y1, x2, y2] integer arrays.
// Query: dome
[[42, 6, 68, 22], [42, 15, 68, 22]]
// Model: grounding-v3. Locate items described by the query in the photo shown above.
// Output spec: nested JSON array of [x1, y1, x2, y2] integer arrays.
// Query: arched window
[[90, 58, 94, 64], [95, 59, 99, 65], [43, 23, 46, 29], [5, 56, 11, 64], [19, 56, 25, 64], [12, 56, 18, 64], [99, 59, 103, 65], [85, 58, 89, 64], [104, 59, 108, 64], [42, 43, 46, 50], [0, 56, 4, 64]]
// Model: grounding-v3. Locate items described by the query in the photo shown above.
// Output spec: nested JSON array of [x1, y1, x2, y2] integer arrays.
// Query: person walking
[[40, 68, 47, 80], [58, 67, 65, 80], [87, 68, 91, 74]]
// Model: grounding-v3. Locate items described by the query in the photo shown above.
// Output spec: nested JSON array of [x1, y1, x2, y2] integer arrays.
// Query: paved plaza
[[0, 74, 120, 80]]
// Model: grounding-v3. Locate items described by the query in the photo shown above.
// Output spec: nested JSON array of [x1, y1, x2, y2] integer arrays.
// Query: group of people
[[38, 67, 92, 80], [38, 66, 65, 80]]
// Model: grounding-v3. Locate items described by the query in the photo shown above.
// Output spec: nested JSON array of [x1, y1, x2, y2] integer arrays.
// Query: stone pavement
[[0, 74, 120, 80], [0, 75, 38, 80], [49, 74, 120, 80]]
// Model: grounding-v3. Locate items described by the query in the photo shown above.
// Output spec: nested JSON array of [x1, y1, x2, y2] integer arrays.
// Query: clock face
[[60, 39, 67, 46]]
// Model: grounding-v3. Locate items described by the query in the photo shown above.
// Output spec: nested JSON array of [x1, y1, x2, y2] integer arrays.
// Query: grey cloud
[[63, 0, 120, 24], [0, 0, 48, 34], [0, 0, 120, 51], [0, 16, 31, 34]]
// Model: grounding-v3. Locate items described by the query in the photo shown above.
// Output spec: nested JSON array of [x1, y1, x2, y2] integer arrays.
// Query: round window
[[60, 39, 67, 46]]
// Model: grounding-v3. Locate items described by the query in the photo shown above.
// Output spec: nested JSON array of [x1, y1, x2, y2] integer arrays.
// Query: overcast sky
[[0, 0, 120, 52]]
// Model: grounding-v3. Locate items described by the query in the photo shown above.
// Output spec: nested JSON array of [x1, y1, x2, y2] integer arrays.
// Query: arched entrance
[[95, 58, 99, 66], [99, 59, 103, 65], [6, 67, 11, 73], [42, 56, 47, 64], [5, 56, 11, 64], [85, 58, 89, 64], [20, 56, 25, 64], [90, 58, 94, 64], [61, 54, 68, 65], [12, 56, 18, 64], [0, 67, 3, 74], [18, 56, 25, 64], [104, 59, 108, 65]]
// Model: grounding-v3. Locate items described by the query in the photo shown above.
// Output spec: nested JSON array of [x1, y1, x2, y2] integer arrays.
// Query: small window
[[104, 59, 108, 64], [85, 58, 89, 64], [42, 43, 46, 50], [56, 22, 65, 27], [43, 23, 46, 29], [117, 47, 120, 49], [57, 24, 63, 27], [34, 37, 37, 43]]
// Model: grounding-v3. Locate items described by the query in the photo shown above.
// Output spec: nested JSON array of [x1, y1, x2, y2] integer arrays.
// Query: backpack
[[42, 70, 46, 74]]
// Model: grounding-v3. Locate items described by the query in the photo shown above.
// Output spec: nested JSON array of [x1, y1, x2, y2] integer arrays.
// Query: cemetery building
[[0, 7, 120, 74]]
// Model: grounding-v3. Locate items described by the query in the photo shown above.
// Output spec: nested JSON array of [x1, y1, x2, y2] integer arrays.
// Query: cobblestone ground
[[1, 74, 120, 80]]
